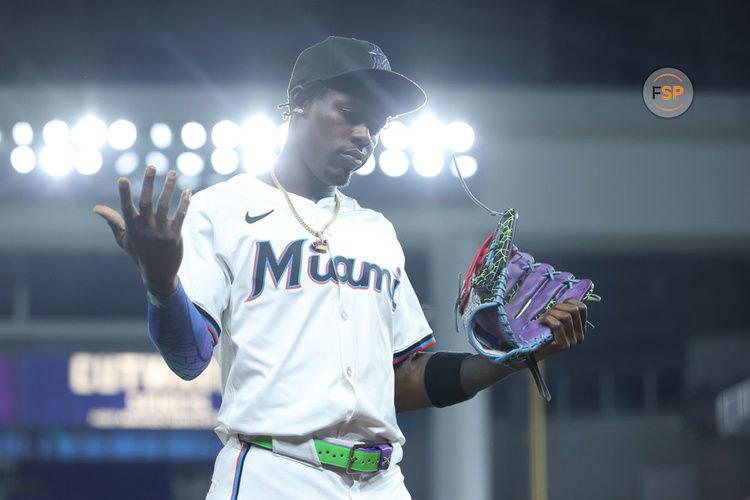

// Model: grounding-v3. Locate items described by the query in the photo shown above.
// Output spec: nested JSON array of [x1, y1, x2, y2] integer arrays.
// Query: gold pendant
[[313, 238, 329, 252]]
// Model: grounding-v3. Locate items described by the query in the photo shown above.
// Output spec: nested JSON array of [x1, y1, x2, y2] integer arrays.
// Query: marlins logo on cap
[[368, 47, 391, 71]]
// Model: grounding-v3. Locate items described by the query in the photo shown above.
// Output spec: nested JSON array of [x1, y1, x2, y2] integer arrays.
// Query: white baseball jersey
[[178, 173, 435, 447]]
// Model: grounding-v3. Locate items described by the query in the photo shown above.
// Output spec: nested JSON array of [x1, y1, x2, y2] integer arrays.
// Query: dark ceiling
[[0, 0, 748, 89]]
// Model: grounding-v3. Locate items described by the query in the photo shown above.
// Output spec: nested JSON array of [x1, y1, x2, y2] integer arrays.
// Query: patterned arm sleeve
[[147, 280, 217, 380]]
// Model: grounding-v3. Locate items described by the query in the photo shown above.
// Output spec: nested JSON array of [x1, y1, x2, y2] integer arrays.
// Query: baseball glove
[[455, 208, 600, 401]]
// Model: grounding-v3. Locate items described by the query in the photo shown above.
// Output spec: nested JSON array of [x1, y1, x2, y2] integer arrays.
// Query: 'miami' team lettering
[[246, 239, 401, 309]]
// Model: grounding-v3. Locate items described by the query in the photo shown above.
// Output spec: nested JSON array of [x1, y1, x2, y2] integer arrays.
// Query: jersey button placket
[[340, 303, 355, 381], [334, 257, 358, 385]]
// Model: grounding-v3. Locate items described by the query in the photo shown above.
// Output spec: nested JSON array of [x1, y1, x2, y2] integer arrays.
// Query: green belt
[[249, 435, 389, 473]]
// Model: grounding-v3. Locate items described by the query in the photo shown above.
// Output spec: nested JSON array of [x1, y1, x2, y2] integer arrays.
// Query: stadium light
[[177, 173, 201, 191], [446, 121, 474, 153], [10, 146, 36, 174], [40, 145, 74, 177], [108, 120, 137, 150], [380, 121, 410, 151], [211, 148, 239, 175], [43, 120, 70, 146], [181, 122, 206, 150], [145, 151, 169, 175], [242, 116, 276, 149], [450, 155, 478, 178], [242, 149, 276, 175], [212, 120, 241, 149], [74, 149, 103, 175], [176, 152, 204, 176], [12, 122, 34, 146], [413, 149, 444, 177], [115, 152, 140, 176], [240, 116, 278, 175], [150, 123, 173, 149], [410, 114, 444, 151], [378, 150, 409, 177], [71, 116, 107, 150], [355, 155, 376, 176], [276, 122, 289, 148]]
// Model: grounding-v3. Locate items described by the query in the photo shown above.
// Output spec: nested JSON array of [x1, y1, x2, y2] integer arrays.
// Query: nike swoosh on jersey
[[245, 210, 274, 224]]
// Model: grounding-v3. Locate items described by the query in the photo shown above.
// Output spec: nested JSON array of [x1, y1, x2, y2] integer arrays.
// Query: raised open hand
[[94, 166, 191, 295]]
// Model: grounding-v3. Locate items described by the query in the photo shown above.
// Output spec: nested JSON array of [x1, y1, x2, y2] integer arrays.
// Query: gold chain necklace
[[271, 168, 341, 253]]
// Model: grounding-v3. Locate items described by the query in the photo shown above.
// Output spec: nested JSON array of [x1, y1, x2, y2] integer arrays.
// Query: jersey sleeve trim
[[194, 302, 221, 345], [393, 333, 436, 365]]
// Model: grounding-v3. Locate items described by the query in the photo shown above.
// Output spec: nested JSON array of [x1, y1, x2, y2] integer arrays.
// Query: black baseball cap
[[288, 36, 426, 118]]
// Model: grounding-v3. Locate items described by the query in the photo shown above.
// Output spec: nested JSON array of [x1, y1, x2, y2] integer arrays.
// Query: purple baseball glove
[[456, 208, 600, 401]]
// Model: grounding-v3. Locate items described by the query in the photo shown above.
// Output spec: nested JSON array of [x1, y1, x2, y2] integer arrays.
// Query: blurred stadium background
[[0, 1, 749, 499]]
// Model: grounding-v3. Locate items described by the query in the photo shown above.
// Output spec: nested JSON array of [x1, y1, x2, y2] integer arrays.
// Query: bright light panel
[[108, 120, 137, 150], [71, 116, 107, 150], [212, 120, 241, 149], [276, 122, 289, 148], [380, 121, 410, 150], [176, 152, 204, 176], [410, 114, 444, 150], [413, 149, 444, 177], [378, 150, 409, 177], [181, 122, 206, 150], [40, 145, 74, 177], [115, 152, 140, 176], [10, 146, 36, 173], [145, 151, 169, 175], [177, 174, 201, 191], [74, 149, 103, 175], [211, 148, 239, 175], [355, 155, 376, 176], [241, 116, 276, 149], [243, 149, 276, 175], [43, 120, 70, 146], [12, 122, 34, 146], [446, 121, 475, 153], [150, 123, 173, 149], [450, 155, 478, 178]]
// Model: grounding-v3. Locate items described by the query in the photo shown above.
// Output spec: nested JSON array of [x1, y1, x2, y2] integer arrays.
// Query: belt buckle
[[345, 442, 392, 474]]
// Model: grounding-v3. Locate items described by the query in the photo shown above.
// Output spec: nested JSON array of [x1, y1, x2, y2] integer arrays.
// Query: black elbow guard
[[424, 352, 474, 408]]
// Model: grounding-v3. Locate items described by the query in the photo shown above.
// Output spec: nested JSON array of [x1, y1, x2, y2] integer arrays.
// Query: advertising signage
[[3, 352, 221, 430]]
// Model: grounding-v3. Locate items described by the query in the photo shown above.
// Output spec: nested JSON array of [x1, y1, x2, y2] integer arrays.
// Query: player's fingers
[[553, 307, 579, 346], [554, 301, 585, 344], [138, 166, 157, 216], [544, 308, 576, 348], [568, 298, 588, 334], [93, 205, 126, 235], [170, 188, 191, 232], [93, 205, 134, 254], [539, 313, 567, 349], [118, 178, 138, 225], [156, 170, 178, 225]]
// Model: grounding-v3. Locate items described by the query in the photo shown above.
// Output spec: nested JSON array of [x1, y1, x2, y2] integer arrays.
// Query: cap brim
[[323, 69, 426, 118]]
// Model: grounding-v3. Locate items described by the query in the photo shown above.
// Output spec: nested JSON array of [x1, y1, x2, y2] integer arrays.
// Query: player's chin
[[325, 164, 356, 187]]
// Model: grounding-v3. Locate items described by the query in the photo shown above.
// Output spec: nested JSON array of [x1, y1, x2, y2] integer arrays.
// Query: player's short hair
[[277, 80, 329, 120]]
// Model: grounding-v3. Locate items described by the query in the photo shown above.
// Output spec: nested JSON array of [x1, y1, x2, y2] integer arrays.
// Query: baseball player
[[94, 36, 587, 499]]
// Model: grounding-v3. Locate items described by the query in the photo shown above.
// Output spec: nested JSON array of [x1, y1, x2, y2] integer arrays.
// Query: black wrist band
[[424, 352, 474, 408]]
